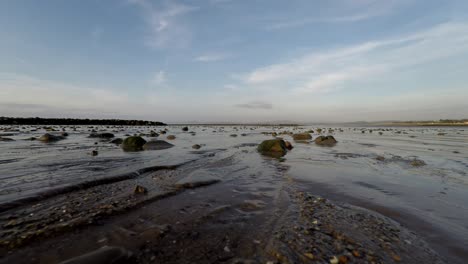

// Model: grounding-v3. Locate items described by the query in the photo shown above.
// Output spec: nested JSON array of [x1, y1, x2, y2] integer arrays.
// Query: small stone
[[192, 144, 201, 149], [304, 253, 314, 260], [167, 135, 176, 140], [91, 150, 98, 156], [330, 256, 339, 264], [134, 185, 147, 195]]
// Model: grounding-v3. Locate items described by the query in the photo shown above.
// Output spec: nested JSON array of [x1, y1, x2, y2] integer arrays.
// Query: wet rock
[[143, 140, 174, 150], [122, 136, 147, 151], [89, 133, 115, 139], [59, 246, 133, 264], [39, 133, 65, 142], [0, 137, 15, 142], [134, 185, 148, 194], [149, 131, 159, 137], [410, 159, 426, 167], [175, 171, 220, 189], [257, 139, 288, 157], [376, 156, 385, 161], [110, 138, 123, 145], [192, 144, 201, 149], [285, 141, 293, 150], [61, 132, 69, 137], [182, 126, 189, 132], [314, 136, 337, 146], [230, 134, 238, 137], [292, 133, 312, 141], [167, 135, 176, 140], [91, 150, 98, 156]]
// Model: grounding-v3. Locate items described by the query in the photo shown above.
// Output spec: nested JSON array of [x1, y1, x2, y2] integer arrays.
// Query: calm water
[[1, 124, 467, 261]]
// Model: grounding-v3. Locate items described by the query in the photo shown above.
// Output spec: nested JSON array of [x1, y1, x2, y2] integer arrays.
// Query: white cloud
[[150, 70, 166, 86], [245, 22, 468, 94], [195, 52, 231, 62], [129, 0, 197, 48]]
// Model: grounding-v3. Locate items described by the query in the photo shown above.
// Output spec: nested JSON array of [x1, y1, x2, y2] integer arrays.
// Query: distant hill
[[0, 117, 166, 126]]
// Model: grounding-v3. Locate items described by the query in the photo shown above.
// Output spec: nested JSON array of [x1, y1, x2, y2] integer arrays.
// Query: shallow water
[[0, 124, 467, 262]]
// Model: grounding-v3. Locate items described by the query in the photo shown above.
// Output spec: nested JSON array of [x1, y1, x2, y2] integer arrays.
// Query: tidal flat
[[0, 125, 467, 263]]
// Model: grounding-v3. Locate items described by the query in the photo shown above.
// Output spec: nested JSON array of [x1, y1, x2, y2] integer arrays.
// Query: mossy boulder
[[257, 139, 288, 157], [122, 136, 147, 151], [314, 136, 337, 146], [292, 133, 312, 141]]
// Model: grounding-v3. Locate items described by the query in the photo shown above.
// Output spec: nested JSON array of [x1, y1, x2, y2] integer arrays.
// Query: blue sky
[[1, 0, 468, 123]]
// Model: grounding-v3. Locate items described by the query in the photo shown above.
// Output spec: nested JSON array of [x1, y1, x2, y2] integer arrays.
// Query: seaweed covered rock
[[122, 136, 147, 151], [39, 133, 65, 142], [143, 140, 174, 150], [257, 139, 288, 157], [314, 136, 337, 146], [292, 133, 312, 141]]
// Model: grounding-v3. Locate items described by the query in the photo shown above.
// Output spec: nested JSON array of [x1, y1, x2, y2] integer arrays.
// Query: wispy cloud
[[150, 70, 166, 86], [266, 0, 405, 30], [245, 22, 468, 94], [235, 101, 273, 109], [129, 0, 197, 48], [195, 52, 231, 62]]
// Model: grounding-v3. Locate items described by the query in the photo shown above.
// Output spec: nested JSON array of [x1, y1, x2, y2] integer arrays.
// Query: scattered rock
[[134, 185, 148, 194], [284, 141, 293, 150], [122, 136, 147, 151], [91, 150, 98, 156], [230, 134, 238, 137], [192, 144, 201, 149], [167, 135, 176, 140], [182, 126, 189, 132], [110, 138, 123, 145], [314, 136, 337, 146], [292, 133, 312, 141], [143, 140, 174, 150], [410, 159, 426, 167], [0, 137, 15, 142], [376, 156, 385, 161], [39, 133, 65, 142], [89, 133, 115, 139], [257, 139, 288, 157]]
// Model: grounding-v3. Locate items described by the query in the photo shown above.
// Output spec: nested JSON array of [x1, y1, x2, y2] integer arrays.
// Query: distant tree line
[[0, 117, 166, 126]]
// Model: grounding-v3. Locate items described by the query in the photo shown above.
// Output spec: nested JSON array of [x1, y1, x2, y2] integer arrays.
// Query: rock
[[292, 133, 312, 141], [149, 131, 159, 137], [379, 132, 383, 135], [110, 138, 123, 145], [285, 141, 293, 150], [143, 140, 174, 150], [39, 133, 65, 142], [121, 136, 147, 151], [0, 137, 15, 142], [58, 246, 133, 264], [376, 156, 385, 161], [230, 134, 238, 137], [410, 159, 426, 167], [166, 135, 176, 140], [257, 139, 288, 157], [134, 185, 148, 194], [182, 126, 189, 132], [314, 136, 337, 146], [175, 171, 220, 189], [89, 133, 114, 139], [91, 150, 98, 156], [61, 132, 69, 137], [316, 128, 322, 133], [192, 144, 201, 149]]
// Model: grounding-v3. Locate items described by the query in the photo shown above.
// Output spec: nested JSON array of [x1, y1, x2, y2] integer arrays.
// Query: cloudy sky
[[1, 0, 468, 123]]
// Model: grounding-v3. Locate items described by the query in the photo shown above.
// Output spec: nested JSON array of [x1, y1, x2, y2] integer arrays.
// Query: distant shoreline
[[0, 117, 166, 126]]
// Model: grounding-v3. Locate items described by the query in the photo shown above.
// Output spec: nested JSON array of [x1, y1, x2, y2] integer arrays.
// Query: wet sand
[[0, 125, 467, 263]]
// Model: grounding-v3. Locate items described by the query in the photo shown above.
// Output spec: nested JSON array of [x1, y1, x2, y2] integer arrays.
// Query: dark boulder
[[292, 133, 312, 141], [257, 139, 288, 157], [142, 140, 174, 150], [122, 136, 147, 151], [314, 136, 337, 146], [39, 133, 65, 142]]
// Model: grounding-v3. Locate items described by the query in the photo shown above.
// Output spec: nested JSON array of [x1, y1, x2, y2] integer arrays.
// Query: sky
[[1, 0, 468, 123]]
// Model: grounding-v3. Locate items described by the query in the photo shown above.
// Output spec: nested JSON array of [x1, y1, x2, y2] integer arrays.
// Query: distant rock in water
[[166, 135, 176, 140], [39, 133, 65, 142], [285, 141, 293, 150], [89, 132, 115, 139], [110, 138, 123, 145], [192, 144, 201, 149], [182, 126, 189, 132], [143, 140, 174, 150], [314, 136, 337, 146], [410, 159, 426, 167], [0, 137, 15, 142], [134, 185, 148, 194], [122, 136, 147, 151], [257, 139, 288, 157], [58, 246, 133, 264], [292, 133, 312, 141]]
